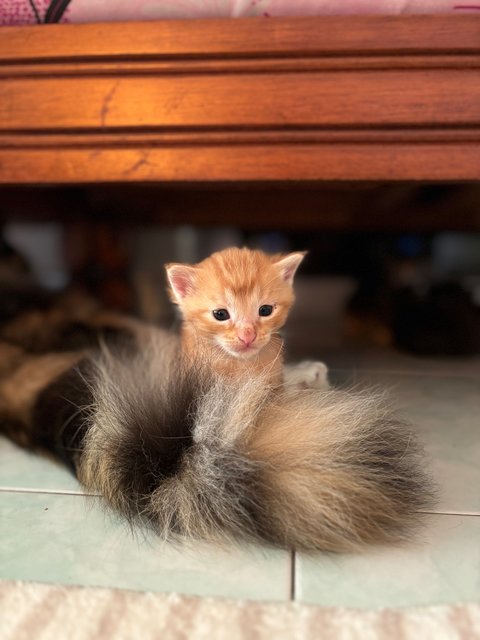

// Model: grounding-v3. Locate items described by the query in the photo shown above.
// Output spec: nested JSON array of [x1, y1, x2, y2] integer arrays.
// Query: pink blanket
[[1, 0, 479, 26]]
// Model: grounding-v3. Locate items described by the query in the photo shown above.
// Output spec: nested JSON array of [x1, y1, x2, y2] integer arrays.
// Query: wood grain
[[0, 16, 478, 60], [0, 16, 479, 184], [2, 71, 479, 130], [1, 144, 479, 183]]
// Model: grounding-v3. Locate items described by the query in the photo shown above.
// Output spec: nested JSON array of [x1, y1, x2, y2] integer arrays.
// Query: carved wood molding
[[0, 16, 479, 184]]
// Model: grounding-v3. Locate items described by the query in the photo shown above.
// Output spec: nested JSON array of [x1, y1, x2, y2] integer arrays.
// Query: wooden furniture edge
[[1, 15, 479, 59], [1, 16, 479, 184]]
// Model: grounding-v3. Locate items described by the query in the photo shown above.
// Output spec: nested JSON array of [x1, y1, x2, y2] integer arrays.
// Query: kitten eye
[[212, 308, 230, 321], [259, 305, 273, 317]]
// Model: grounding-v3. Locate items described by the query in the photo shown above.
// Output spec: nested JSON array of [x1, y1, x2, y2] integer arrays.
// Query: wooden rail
[[0, 16, 479, 184]]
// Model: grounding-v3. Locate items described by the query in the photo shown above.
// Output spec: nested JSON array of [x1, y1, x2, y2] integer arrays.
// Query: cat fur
[[0, 244, 434, 551], [1, 322, 434, 552]]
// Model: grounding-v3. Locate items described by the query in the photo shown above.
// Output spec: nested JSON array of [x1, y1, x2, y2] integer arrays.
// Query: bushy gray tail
[[33, 329, 431, 552]]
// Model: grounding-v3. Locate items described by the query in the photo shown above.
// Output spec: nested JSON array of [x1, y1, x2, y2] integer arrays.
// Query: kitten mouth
[[222, 342, 260, 359]]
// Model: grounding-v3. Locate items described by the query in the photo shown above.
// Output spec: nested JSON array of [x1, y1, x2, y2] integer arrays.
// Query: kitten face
[[166, 248, 304, 360]]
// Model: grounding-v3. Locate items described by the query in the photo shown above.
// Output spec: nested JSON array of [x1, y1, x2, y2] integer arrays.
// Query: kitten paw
[[284, 361, 330, 389]]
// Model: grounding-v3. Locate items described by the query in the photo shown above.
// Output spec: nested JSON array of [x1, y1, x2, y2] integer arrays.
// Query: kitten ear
[[275, 252, 306, 286], [165, 263, 197, 302]]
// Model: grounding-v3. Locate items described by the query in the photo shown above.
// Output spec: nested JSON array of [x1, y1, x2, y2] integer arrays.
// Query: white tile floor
[[1, 348, 479, 607], [0, 492, 291, 601]]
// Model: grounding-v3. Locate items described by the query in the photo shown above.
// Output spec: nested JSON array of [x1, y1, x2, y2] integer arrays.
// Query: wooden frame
[[0, 15, 479, 185]]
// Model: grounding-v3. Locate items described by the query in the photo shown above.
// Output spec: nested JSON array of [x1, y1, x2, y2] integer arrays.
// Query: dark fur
[[32, 360, 94, 472]]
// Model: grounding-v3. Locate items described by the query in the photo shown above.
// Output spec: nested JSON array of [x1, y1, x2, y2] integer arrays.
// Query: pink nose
[[237, 328, 256, 347]]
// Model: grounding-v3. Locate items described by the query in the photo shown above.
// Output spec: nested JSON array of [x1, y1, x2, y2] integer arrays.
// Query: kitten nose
[[237, 327, 256, 347]]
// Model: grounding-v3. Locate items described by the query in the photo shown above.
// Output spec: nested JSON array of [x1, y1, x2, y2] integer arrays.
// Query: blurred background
[[1, 181, 479, 361]]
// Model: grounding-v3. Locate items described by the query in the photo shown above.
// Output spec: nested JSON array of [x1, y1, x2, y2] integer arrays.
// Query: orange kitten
[[166, 247, 305, 384]]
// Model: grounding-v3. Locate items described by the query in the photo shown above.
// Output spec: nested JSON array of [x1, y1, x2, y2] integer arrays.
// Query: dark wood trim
[[0, 16, 479, 184]]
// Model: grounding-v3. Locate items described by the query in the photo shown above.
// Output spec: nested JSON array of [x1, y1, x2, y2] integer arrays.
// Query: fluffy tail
[[30, 330, 433, 552]]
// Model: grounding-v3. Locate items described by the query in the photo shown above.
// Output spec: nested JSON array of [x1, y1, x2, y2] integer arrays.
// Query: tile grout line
[[290, 549, 296, 602], [419, 509, 480, 517], [0, 487, 100, 497], [2, 491, 478, 518], [330, 368, 480, 380]]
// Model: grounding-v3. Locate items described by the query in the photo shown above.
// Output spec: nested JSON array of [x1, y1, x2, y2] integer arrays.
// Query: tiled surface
[[295, 514, 480, 609], [0, 491, 291, 601], [0, 439, 82, 493], [293, 349, 480, 608], [1, 347, 479, 607]]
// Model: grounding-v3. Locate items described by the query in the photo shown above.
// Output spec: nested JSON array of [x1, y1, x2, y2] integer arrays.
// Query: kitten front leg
[[284, 361, 330, 389]]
